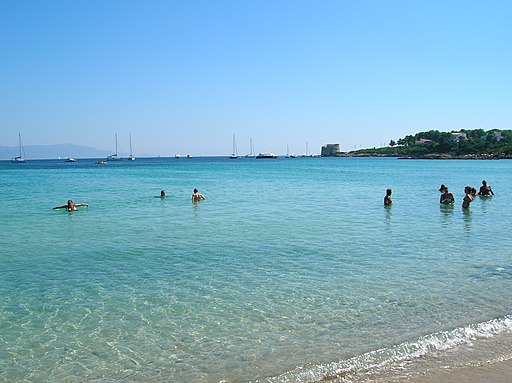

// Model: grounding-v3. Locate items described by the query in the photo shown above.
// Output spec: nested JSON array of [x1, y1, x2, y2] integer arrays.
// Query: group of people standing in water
[[57, 180, 494, 211], [159, 188, 206, 201], [384, 180, 494, 208], [55, 188, 206, 211], [441, 180, 494, 209]]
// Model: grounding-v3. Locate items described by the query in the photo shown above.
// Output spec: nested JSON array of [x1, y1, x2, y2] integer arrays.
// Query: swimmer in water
[[440, 186, 455, 204], [192, 188, 205, 202], [160, 190, 166, 198], [478, 180, 494, 196], [462, 186, 474, 209], [53, 200, 89, 211], [384, 188, 392, 206]]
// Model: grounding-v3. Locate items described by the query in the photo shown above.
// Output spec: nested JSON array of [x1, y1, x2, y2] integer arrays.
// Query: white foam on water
[[259, 315, 512, 383]]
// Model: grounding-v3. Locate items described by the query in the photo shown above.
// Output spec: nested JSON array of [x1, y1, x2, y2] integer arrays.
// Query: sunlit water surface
[[1, 157, 511, 382]]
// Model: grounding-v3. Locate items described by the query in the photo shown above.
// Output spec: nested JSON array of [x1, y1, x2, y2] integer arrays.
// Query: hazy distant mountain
[[0, 144, 113, 160]]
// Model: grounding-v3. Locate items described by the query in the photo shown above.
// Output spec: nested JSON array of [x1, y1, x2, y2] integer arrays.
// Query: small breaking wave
[[254, 315, 512, 383]]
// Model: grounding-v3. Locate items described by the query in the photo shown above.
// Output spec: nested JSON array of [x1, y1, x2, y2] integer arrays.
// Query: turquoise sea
[[1, 157, 512, 383]]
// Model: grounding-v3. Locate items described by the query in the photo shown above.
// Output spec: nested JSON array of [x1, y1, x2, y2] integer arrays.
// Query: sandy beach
[[398, 359, 512, 383]]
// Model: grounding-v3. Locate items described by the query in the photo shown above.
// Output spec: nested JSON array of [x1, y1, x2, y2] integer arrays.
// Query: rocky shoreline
[[334, 152, 512, 159]]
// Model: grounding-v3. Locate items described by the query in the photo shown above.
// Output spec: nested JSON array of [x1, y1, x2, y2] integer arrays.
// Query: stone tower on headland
[[321, 144, 340, 157]]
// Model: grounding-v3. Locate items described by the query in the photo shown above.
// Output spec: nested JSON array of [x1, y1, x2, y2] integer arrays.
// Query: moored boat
[[107, 133, 122, 161], [256, 152, 278, 159], [128, 132, 135, 160], [11, 133, 26, 163], [229, 134, 238, 159], [245, 138, 255, 158]]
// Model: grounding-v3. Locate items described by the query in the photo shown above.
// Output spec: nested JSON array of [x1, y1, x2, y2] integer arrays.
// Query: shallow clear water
[[1, 157, 511, 382]]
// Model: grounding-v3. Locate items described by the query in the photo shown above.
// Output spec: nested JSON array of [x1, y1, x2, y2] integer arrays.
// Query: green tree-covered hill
[[341, 129, 512, 158]]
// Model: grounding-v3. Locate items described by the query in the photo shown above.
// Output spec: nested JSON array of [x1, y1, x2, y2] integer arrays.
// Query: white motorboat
[[256, 152, 278, 159]]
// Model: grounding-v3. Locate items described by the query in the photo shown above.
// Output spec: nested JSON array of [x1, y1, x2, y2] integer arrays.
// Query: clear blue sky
[[1, 0, 511, 156]]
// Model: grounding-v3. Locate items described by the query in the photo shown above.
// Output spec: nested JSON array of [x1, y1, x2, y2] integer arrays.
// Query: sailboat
[[229, 134, 238, 159], [246, 138, 255, 158], [11, 132, 26, 163], [302, 141, 312, 157], [107, 133, 121, 161], [128, 133, 135, 161], [286, 144, 290, 158]]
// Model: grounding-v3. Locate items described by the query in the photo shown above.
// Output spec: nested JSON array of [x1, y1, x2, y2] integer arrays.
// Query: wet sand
[[405, 359, 512, 383]]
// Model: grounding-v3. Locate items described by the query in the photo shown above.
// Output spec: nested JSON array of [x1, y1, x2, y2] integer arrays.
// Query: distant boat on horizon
[[107, 133, 121, 161], [65, 157, 76, 162], [256, 152, 278, 159], [301, 141, 318, 157], [11, 132, 26, 163], [245, 138, 255, 158], [175, 154, 181, 158], [128, 132, 135, 161], [230, 134, 238, 159]]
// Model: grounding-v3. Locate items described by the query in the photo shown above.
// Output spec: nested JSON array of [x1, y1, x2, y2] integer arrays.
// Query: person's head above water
[[160, 190, 166, 197], [193, 188, 198, 193]]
